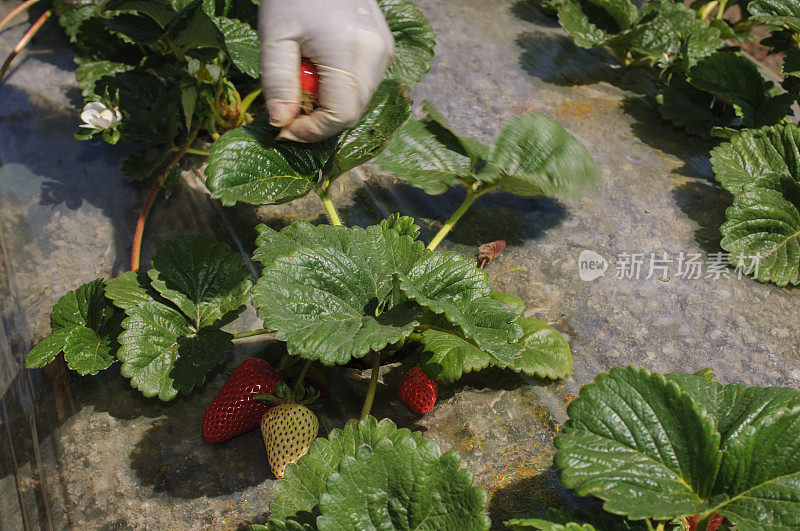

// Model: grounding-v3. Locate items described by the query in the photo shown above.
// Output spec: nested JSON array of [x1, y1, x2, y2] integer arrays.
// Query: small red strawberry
[[299, 58, 319, 112], [201, 358, 282, 443], [399, 367, 438, 414], [685, 513, 724, 531], [257, 383, 319, 478]]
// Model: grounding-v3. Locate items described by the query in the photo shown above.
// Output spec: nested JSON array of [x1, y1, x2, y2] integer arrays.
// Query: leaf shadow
[[671, 180, 733, 256], [516, 30, 623, 88], [510, 0, 561, 26], [487, 465, 573, 527], [618, 95, 720, 169], [67, 344, 290, 499]]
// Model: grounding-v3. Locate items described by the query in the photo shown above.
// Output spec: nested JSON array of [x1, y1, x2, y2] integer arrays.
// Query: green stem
[[427, 188, 484, 251], [231, 328, 274, 339], [360, 352, 381, 420], [239, 86, 262, 118], [406, 332, 422, 343], [317, 186, 343, 226], [184, 147, 209, 156], [293, 359, 312, 392], [488, 265, 527, 278]]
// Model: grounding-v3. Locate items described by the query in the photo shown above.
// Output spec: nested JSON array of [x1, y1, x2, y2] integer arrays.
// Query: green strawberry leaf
[[25, 329, 72, 370], [163, 0, 227, 53], [507, 519, 597, 531], [105, 0, 178, 27], [749, 0, 800, 32], [253, 222, 427, 365], [375, 115, 471, 194], [105, 236, 248, 399], [322, 79, 412, 180], [486, 113, 601, 198], [379, 213, 421, 238], [378, 0, 435, 89], [710, 124, 800, 194], [25, 278, 123, 375], [171, 328, 233, 392], [112, 288, 190, 400], [515, 316, 572, 379], [269, 417, 431, 524], [666, 373, 800, 446], [105, 12, 165, 44], [75, 60, 135, 95], [715, 407, 800, 529], [63, 326, 117, 375], [656, 74, 730, 138], [95, 71, 182, 145], [417, 314, 571, 382], [631, 1, 723, 67], [205, 116, 332, 206], [147, 235, 252, 329], [489, 291, 526, 317], [687, 52, 794, 130], [214, 16, 260, 78], [317, 435, 490, 529], [555, 366, 722, 520], [720, 173, 800, 286], [556, 0, 621, 49], [375, 100, 490, 194], [418, 328, 497, 382], [556, 367, 800, 526], [121, 144, 170, 182], [506, 506, 648, 530]]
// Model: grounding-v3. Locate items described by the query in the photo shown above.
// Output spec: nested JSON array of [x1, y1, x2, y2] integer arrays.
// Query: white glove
[[259, 0, 395, 142]]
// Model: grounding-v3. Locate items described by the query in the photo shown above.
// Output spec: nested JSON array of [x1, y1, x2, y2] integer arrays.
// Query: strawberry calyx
[[255, 381, 319, 406]]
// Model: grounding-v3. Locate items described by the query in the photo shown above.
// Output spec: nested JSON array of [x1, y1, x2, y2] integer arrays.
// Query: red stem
[[0, 9, 51, 83], [0, 0, 42, 33], [130, 143, 193, 271]]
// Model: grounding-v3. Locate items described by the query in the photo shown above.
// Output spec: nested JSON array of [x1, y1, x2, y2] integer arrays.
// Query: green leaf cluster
[[26, 236, 251, 400], [59, 0, 435, 184], [375, 100, 600, 198], [710, 124, 800, 285], [657, 52, 794, 137], [263, 416, 490, 530], [252, 218, 573, 382], [25, 279, 123, 376], [553, 366, 800, 529], [205, 80, 412, 205], [554, 0, 724, 68]]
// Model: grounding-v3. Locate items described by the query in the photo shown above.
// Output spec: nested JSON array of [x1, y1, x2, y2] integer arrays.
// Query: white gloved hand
[[259, 0, 395, 143]]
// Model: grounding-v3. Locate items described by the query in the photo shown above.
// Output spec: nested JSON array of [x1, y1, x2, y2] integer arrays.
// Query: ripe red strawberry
[[201, 358, 282, 443], [299, 58, 319, 112], [685, 513, 724, 531], [398, 367, 438, 414]]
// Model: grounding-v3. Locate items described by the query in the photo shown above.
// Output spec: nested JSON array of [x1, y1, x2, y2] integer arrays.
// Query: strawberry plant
[[510, 367, 800, 530], [552, 0, 725, 68], [28, 0, 435, 271], [261, 416, 490, 529], [710, 124, 800, 286], [22, 0, 605, 519]]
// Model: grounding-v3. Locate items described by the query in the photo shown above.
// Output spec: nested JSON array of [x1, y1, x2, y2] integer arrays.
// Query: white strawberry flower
[[186, 56, 221, 83], [79, 101, 122, 130]]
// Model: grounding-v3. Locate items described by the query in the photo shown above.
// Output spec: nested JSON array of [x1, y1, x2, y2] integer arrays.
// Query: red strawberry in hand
[[299, 58, 319, 112], [201, 358, 282, 443], [399, 367, 438, 414], [685, 513, 724, 531]]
